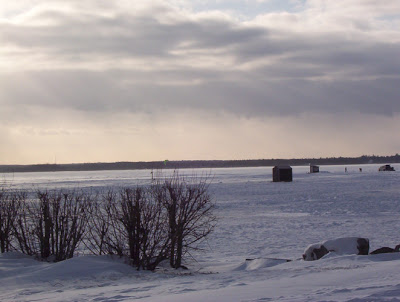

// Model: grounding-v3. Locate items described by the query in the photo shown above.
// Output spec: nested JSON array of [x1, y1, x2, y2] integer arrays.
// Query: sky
[[1, 0, 400, 164]]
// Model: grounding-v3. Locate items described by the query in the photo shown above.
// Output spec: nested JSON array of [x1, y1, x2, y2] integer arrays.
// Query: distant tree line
[[0, 172, 216, 270], [1, 154, 399, 173]]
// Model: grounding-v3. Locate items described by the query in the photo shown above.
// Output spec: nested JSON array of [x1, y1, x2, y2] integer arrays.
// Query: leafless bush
[[88, 172, 216, 270], [12, 191, 37, 256], [13, 190, 92, 261], [0, 190, 21, 253], [88, 187, 170, 270], [4, 171, 215, 269], [138, 188, 170, 270], [85, 190, 124, 256], [152, 172, 216, 268]]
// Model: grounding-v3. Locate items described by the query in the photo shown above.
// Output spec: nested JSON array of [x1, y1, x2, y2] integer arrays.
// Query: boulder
[[303, 237, 369, 261], [370, 244, 400, 255], [302, 244, 329, 261]]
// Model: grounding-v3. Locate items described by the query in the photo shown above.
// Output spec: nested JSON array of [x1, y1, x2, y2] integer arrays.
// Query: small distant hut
[[310, 165, 320, 173], [379, 164, 395, 171], [273, 166, 293, 182]]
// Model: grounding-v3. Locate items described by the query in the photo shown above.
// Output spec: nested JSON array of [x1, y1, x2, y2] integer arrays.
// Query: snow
[[1, 164, 400, 301]]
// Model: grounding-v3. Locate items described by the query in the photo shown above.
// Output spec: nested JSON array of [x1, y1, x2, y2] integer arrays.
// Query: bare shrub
[[85, 190, 124, 256], [7, 170, 216, 269], [0, 190, 21, 253], [153, 172, 216, 269], [13, 190, 92, 261], [89, 187, 170, 270], [138, 188, 169, 270], [13, 191, 37, 256]]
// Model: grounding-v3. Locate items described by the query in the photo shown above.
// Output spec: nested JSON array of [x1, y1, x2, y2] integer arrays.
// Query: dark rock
[[303, 244, 329, 260], [370, 244, 400, 255], [357, 238, 370, 255], [370, 247, 395, 254]]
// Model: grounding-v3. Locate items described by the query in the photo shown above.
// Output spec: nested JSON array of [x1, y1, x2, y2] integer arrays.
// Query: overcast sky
[[1, 0, 399, 164]]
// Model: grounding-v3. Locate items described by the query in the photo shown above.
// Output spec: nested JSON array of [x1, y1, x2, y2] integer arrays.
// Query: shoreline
[[1, 155, 399, 173]]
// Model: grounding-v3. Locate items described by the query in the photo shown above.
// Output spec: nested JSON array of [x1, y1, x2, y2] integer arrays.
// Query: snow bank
[[0, 252, 136, 289], [233, 258, 290, 271]]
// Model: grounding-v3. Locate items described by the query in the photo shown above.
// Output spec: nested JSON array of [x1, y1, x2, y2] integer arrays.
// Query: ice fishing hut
[[272, 166, 293, 182], [310, 165, 319, 173], [379, 164, 395, 171]]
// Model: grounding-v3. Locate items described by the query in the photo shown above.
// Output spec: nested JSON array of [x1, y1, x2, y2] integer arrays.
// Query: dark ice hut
[[379, 164, 395, 171], [272, 166, 293, 182], [310, 165, 319, 173]]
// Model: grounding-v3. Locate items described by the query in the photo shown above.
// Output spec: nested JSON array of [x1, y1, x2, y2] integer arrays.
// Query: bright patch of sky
[[175, 0, 306, 19]]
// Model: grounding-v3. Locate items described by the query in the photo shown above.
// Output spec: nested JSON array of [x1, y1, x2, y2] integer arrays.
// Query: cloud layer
[[1, 0, 399, 163]]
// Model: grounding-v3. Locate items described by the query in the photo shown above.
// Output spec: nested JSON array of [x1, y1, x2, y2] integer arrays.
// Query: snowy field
[[1, 163, 400, 301]]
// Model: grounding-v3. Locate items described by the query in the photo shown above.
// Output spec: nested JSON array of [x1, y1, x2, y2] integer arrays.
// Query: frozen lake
[[1, 163, 400, 301], [2, 163, 399, 260]]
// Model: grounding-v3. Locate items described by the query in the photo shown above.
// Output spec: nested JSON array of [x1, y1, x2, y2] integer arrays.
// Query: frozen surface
[[1, 164, 400, 301]]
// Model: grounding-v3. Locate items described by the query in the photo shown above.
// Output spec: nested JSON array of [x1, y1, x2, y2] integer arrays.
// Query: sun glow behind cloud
[[0, 0, 399, 164]]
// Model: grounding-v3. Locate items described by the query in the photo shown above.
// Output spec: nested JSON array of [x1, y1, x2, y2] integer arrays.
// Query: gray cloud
[[2, 70, 399, 119], [1, 1, 399, 120], [2, 11, 267, 60]]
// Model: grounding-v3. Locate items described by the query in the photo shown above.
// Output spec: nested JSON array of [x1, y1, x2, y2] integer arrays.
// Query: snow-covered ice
[[1, 164, 400, 301]]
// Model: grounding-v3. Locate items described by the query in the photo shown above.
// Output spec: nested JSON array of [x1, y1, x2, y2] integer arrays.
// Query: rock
[[302, 244, 329, 260], [303, 237, 369, 261], [370, 247, 395, 254], [370, 244, 400, 254], [356, 238, 370, 255]]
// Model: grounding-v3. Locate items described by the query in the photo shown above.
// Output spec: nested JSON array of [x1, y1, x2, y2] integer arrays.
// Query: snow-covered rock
[[303, 237, 369, 261]]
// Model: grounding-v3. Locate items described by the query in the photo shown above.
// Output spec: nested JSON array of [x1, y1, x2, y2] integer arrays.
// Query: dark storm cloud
[[1, 3, 399, 118]]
